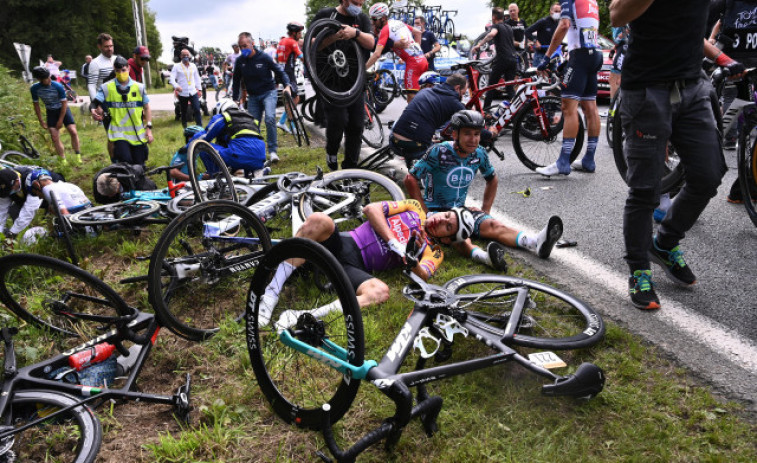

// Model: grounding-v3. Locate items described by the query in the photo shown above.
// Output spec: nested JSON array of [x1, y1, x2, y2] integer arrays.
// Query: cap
[[0, 169, 19, 198], [134, 45, 151, 59]]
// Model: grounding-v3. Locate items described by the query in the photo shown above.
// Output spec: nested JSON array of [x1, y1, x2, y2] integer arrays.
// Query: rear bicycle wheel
[[445, 274, 605, 350], [738, 117, 757, 226], [187, 139, 238, 204], [298, 169, 404, 230], [301, 95, 316, 122], [49, 191, 79, 266], [4, 390, 102, 463], [148, 200, 272, 341], [361, 101, 384, 149], [0, 150, 33, 164], [372, 69, 397, 108], [444, 19, 455, 38], [512, 96, 584, 170], [166, 184, 256, 217], [0, 254, 133, 348], [67, 201, 160, 226], [247, 238, 364, 430], [606, 93, 619, 146]]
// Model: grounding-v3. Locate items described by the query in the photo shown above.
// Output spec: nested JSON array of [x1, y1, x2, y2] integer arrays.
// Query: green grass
[[0, 67, 755, 461]]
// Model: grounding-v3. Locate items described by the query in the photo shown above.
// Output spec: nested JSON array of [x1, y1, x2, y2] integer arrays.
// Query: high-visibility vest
[[104, 80, 146, 146]]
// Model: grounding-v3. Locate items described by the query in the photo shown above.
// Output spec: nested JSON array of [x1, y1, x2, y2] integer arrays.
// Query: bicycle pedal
[[413, 328, 441, 359], [433, 314, 468, 343]]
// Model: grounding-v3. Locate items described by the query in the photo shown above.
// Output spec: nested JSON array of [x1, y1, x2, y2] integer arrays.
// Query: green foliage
[[0, 0, 162, 77], [0, 64, 52, 154], [492, 0, 612, 38]]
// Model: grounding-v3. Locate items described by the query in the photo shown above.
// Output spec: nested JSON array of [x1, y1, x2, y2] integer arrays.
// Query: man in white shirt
[[170, 48, 203, 128], [87, 33, 117, 160], [223, 44, 241, 89]]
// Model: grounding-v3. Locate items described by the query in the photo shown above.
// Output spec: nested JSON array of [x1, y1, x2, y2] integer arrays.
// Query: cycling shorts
[[285, 69, 298, 96], [404, 55, 429, 92], [46, 107, 75, 128], [561, 48, 603, 101], [321, 229, 373, 291]]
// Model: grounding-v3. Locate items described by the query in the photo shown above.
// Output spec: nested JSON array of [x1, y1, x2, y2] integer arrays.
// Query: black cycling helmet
[[450, 110, 485, 131], [287, 21, 305, 33], [31, 66, 50, 80], [0, 168, 19, 198], [113, 55, 129, 70]]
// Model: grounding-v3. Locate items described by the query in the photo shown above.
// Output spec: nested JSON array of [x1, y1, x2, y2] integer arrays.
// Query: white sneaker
[[253, 166, 272, 178], [536, 216, 563, 259], [277, 122, 292, 134], [257, 293, 279, 326], [535, 162, 570, 177], [269, 152, 280, 163], [570, 159, 595, 173]]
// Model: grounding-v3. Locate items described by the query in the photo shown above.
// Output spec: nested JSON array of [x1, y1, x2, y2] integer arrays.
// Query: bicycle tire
[[298, 169, 405, 231], [5, 390, 102, 463], [301, 95, 317, 123], [166, 184, 256, 217], [68, 200, 161, 226], [445, 274, 605, 350], [361, 101, 384, 149], [511, 96, 583, 170], [247, 238, 364, 430], [0, 150, 33, 164], [148, 200, 272, 341], [738, 118, 757, 226], [444, 19, 455, 38], [0, 254, 132, 344], [304, 19, 366, 108], [49, 191, 79, 266], [187, 139, 238, 205], [283, 92, 304, 147], [372, 69, 397, 108], [19, 135, 40, 158], [605, 93, 619, 146], [430, 17, 442, 37]]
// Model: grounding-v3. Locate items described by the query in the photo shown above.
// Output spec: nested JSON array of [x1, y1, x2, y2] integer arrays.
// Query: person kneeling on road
[[256, 199, 466, 326], [184, 99, 267, 178], [404, 110, 563, 267]]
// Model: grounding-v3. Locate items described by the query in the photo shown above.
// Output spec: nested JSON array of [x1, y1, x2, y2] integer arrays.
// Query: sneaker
[[536, 162, 570, 177], [628, 270, 661, 310], [277, 122, 292, 134], [257, 293, 279, 326], [536, 216, 563, 259], [269, 152, 280, 163], [570, 159, 595, 173], [648, 238, 697, 286], [653, 208, 667, 223], [487, 242, 508, 272], [253, 166, 272, 178], [75, 153, 82, 164], [60, 157, 68, 165], [327, 155, 339, 171]]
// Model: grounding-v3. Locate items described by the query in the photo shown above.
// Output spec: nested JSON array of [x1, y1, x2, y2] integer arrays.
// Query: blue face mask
[[346, 3, 362, 16], [240, 48, 252, 57], [182, 56, 190, 62]]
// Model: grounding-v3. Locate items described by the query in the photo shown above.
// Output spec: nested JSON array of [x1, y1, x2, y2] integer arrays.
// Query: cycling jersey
[[377, 19, 428, 90], [349, 199, 443, 277], [561, 0, 600, 51], [277, 37, 302, 71], [42, 182, 91, 213], [408, 141, 496, 210], [30, 81, 66, 110]]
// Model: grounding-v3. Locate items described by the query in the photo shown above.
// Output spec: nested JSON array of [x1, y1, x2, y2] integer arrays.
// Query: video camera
[[172, 36, 196, 63]]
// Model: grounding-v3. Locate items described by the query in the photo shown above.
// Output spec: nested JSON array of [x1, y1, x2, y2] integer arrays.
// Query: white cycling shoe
[[274, 300, 343, 331]]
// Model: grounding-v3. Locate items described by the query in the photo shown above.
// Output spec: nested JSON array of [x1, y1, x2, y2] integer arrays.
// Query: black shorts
[[562, 48, 603, 101], [285, 69, 298, 96], [321, 229, 372, 291], [46, 107, 75, 128]]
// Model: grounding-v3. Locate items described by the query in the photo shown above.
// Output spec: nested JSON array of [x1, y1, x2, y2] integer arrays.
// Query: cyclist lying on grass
[[28, 168, 91, 215], [404, 110, 564, 264], [257, 199, 481, 325]]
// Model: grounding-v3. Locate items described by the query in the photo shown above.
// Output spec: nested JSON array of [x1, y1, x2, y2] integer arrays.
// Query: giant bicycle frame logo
[[445, 166, 475, 189]]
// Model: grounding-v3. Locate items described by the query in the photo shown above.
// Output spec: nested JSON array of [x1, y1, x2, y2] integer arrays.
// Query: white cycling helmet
[[213, 98, 238, 116], [418, 71, 441, 87], [369, 2, 390, 19], [451, 207, 475, 242]]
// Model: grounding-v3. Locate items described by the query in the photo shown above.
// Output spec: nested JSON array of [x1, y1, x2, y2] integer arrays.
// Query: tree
[[491, 0, 611, 38]]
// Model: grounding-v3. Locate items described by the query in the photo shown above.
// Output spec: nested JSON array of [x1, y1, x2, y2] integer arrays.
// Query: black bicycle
[[246, 238, 606, 462], [0, 254, 191, 463], [0, 119, 42, 163]]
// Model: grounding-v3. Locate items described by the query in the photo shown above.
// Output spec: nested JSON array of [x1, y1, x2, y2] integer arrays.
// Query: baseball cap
[[134, 46, 151, 59], [0, 168, 19, 198]]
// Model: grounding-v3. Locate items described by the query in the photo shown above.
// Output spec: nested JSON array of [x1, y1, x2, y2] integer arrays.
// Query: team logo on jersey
[[446, 167, 474, 189], [576, 0, 599, 20], [388, 216, 410, 243]]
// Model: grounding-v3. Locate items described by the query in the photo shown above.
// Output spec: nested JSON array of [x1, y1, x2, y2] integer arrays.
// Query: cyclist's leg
[[45, 108, 65, 158]]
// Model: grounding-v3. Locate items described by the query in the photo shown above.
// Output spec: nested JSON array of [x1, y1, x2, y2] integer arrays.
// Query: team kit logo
[[446, 166, 475, 189]]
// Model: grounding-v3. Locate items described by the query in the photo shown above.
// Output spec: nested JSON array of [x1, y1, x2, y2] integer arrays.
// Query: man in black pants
[[469, 7, 517, 109], [610, 0, 742, 310], [313, 0, 375, 171]]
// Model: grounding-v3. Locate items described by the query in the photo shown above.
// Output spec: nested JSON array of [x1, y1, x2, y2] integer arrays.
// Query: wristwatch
[[355, 29, 361, 39], [146, 122, 153, 129]]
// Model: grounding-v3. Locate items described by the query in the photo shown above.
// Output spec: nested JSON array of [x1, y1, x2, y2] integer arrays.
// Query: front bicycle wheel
[[187, 139, 238, 205], [283, 92, 308, 147], [737, 116, 757, 226], [4, 390, 102, 463], [301, 95, 317, 122], [148, 200, 272, 341], [372, 69, 397, 108], [361, 102, 384, 149], [0, 150, 33, 164], [605, 93, 619, 146], [68, 201, 161, 226], [511, 96, 584, 170], [446, 274, 604, 350], [247, 238, 364, 430], [49, 191, 79, 266], [0, 254, 133, 349], [166, 184, 256, 217], [298, 169, 404, 231], [444, 19, 455, 38]]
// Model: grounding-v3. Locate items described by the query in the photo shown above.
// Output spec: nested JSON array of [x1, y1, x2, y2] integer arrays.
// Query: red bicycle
[[451, 59, 584, 170]]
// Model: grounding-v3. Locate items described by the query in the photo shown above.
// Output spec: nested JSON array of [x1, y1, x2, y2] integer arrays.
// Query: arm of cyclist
[[480, 174, 497, 215], [609, 0, 655, 27], [366, 25, 391, 69], [8, 195, 42, 236], [705, 39, 746, 77], [403, 174, 429, 214], [32, 102, 47, 129]]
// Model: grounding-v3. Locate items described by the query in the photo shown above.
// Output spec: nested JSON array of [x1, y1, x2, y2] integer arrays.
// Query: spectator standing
[[206, 63, 218, 90], [233, 31, 291, 164], [470, 8, 517, 109], [223, 44, 241, 89], [44, 55, 62, 81], [414, 16, 441, 71], [128, 46, 151, 84], [80, 55, 92, 82], [506, 4, 528, 52], [277, 22, 305, 132], [29, 66, 81, 164], [170, 48, 203, 128], [525, 3, 561, 68], [87, 33, 116, 102]]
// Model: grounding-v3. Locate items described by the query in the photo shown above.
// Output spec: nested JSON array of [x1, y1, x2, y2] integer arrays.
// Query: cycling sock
[[279, 112, 287, 125], [470, 247, 492, 267], [263, 261, 296, 299], [583, 136, 599, 164], [516, 232, 537, 251], [557, 138, 576, 171]]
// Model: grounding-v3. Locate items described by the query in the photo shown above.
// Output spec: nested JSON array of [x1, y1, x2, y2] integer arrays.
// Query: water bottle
[[68, 342, 116, 371], [492, 100, 510, 120]]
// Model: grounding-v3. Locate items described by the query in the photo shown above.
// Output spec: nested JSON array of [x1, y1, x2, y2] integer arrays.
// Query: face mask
[[182, 56, 190, 63], [241, 48, 252, 57], [116, 70, 129, 83], [346, 3, 362, 16], [551, 13, 561, 20]]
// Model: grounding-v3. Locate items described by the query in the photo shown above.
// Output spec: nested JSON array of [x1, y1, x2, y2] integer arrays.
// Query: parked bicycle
[[246, 237, 605, 462], [0, 118, 42, 163]]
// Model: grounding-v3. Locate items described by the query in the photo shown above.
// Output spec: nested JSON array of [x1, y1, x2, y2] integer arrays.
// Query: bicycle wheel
[[361, 102, 384, 149], [304, 19, 365, 107], [0, 254, 133, 347], [301, 95, 316, 123], [511, 96, 584, 171], [49, 191, 79, 266], [3, 390, 102, 463], [298, 169, 405, 231], [247, 238, 364, 430], [445, 274, 605, 350], [444, 19, 455, 38], [372, 69, 397, 108], [605, 93, 619, 146], [148, 200, 272, 341], [282, 92, 304, 147], [68, 201, 161, 226], [187, 139, 238, 204], [19, 135, 41, 158], [291, 99, 310, 147], [166, 184, 256, 217], [737, 117, 757, 226], [0, 150, 33, 164], [430, 17, 442, 37]]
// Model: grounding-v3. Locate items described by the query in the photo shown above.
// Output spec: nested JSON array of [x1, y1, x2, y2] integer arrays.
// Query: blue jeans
[[247, 89, 278, 154]]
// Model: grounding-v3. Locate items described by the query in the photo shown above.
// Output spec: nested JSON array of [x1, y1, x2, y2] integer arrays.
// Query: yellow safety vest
[[104, 80, 146, 146]]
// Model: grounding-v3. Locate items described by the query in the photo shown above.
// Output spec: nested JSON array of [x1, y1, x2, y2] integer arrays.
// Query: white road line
[[482, 202, 757, 374]]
